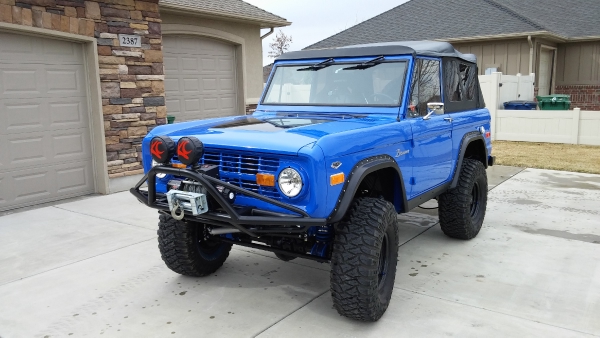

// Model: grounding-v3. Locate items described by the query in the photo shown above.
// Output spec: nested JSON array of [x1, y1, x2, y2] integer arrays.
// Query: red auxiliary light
[[176, 136, 204, 166], [150, 136, 175, 163]]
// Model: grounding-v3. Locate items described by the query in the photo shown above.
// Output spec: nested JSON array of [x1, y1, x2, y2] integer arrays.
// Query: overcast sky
[[243, 0, 408, 65]]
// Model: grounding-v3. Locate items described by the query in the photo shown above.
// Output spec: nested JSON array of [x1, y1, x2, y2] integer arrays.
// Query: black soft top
[[277, 41, 477, 63]]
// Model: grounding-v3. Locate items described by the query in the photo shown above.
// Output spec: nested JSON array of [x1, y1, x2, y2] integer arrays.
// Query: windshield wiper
[[342, 55, 385, 70], [297, 58, 335, 71]]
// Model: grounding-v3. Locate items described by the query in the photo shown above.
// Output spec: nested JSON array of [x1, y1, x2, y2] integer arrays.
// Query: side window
[[408, 59, 441, 117], [446, 61, 476, 102]]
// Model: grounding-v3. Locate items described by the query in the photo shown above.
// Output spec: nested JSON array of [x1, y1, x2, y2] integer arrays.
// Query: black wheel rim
[[377, 234, 390, 289], [196, 226, 221, 255], [470, 182, 480, 217]]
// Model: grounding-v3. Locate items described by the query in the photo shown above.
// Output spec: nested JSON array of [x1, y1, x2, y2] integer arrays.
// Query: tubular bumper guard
[[130, 166, 327, 237]]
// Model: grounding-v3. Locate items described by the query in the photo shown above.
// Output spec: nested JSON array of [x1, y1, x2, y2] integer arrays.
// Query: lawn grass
[[492, 141, 600, 174]]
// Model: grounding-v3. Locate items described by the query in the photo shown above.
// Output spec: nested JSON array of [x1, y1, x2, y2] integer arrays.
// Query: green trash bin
[[167, 115, 176, 124], [536, 94, 571, 110]]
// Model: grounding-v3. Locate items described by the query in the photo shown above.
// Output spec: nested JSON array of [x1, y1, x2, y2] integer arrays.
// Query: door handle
[[444, 117, 453, 123]]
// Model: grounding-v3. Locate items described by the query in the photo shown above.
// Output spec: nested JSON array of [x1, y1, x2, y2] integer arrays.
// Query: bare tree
[[268, 30, 293, 59]]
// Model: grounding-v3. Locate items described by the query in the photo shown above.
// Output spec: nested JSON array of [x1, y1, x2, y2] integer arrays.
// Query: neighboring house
[[0, 0, 289, 212], [263, 62, 273, 84], [306, 0, 600, 110]]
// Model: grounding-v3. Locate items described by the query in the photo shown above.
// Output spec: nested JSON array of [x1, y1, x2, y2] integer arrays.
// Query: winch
[[166, 188, 208, 220]]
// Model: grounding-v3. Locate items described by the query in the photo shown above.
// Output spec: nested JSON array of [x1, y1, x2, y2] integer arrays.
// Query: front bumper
[[130, 166, 327, 237]]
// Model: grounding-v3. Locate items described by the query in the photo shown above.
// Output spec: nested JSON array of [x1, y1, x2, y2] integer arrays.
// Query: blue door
[[404, 58, 453, 198], [408, 115, 453, 197]]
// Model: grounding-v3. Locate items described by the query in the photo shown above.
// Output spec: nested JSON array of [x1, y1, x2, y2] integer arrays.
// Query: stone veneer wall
[[0, 0, 166, 179]]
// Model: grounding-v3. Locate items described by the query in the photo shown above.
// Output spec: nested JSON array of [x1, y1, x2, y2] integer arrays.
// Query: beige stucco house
[[305, 0, 600, 110], [0, 0, 289, 212]]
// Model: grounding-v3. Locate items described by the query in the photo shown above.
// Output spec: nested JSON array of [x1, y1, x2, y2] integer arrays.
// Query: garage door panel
[[164, 78, 180, 94], [1, 99, 89, 135], [220, 96, 235, 111], [218, 58, 234, 72], [0, 31, 83, 65], [1, 69, 39, 95], [49, 100, 88, 128], [52, 131, 90, 159], [55, 162, 92, 194], [219, 78, 235, 91], [184, 99, 201, 112], [1, 65, 86, 99], [165, 98, 181, 115], [183, 78, 200, 93], [201, 58, 216, 71], [1, 102, 45, 133], [46, 68, 84, 95], [181, 57, 199, 71], [163, 56, 179, 72], [0, 32, 94, 212], [0, 160, 93, 210], [164, 35, 238, 122], [203, 78, 217, 91], [7, 133, 48, 165], [0, 31, 35, 55]]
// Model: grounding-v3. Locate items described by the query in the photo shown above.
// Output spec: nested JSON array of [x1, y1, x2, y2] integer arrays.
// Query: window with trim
[[445, 60, 477, 102], [407, 59, 441, 117]]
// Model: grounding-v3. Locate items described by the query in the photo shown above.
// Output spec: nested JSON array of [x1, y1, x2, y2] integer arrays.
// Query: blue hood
[[147, 114, 391, 156]]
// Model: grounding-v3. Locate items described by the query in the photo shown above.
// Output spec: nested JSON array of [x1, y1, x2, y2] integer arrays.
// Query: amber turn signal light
[[330, 172, 345, 186], [171, 163, 187, 169], [256, 173, 275, 187]]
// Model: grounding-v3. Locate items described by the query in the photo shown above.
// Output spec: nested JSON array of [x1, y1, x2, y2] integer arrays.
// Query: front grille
[[200, 150, 281, 200]]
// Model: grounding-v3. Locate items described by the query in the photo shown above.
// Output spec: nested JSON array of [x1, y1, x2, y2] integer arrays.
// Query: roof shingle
[[160, 0, 290, 27], [306, 0, 600, 49]]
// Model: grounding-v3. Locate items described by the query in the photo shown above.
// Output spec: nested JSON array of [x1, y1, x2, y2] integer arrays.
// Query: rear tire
[[330, 197, 399, 321], [157, 214, 232, 276], [438, 159, 488, 240]]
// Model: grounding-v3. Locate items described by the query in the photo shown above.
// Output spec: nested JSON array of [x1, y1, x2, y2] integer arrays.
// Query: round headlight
[[177, 136, 204, 166], [278, 168, 303, 197], [150, 136, 175, 164]]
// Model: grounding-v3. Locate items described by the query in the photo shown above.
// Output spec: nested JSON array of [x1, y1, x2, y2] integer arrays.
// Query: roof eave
[[567, 35, 600, 42], [159, 3, 291, 28], [435, 31, 567, 43]]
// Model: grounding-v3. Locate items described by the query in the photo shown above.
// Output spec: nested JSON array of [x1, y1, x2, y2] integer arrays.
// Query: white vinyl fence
[[479, 72, 600, 146]]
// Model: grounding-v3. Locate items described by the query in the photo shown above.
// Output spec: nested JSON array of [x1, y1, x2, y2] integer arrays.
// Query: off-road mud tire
[[439, 159, 488, 240], [330, 197, 399, 321], [157, 213, 232, 276]]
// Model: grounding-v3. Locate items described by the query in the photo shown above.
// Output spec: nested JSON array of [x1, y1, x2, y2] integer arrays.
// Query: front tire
[[438, 159, 488, 240], [157, 214, 232, 276], [330, 197, 399, 321]]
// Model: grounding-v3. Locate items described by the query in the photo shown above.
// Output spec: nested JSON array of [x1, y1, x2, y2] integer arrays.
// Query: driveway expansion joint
[[52, 205, 155, 231], [394, 287, 599, 337]]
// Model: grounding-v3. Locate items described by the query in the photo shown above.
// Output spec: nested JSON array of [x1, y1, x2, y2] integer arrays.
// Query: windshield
[[262, 61, 408, 106]]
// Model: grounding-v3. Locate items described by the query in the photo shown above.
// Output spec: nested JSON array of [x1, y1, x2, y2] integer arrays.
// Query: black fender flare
[[327, 155, 408, 223], [450, 132, 488, 189]]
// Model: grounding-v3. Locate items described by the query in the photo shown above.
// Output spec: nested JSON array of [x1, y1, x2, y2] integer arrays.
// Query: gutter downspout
[[528, 35, 534, 74], [261, 27, 274, 40]]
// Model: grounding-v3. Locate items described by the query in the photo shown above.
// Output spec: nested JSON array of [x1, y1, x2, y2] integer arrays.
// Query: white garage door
[[163, 35, 238, 122], [0, 31, 95, 212]]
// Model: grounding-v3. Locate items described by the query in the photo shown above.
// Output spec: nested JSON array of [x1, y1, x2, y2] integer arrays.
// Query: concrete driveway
[[1, 166, 599, 337]]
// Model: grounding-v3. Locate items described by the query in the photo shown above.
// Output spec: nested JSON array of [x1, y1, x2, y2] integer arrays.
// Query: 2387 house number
[[118, 34, 142, 48]]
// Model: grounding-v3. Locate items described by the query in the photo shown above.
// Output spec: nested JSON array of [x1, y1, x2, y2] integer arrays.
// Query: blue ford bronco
[[131, 41, 495, 321]]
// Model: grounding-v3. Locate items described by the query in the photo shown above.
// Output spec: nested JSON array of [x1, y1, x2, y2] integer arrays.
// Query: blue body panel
[[141, 55, 493, 219]]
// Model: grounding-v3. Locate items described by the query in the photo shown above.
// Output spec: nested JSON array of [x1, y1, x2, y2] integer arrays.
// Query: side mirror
[[427, 102, 445, 115], [423, 102, 445, 120]]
